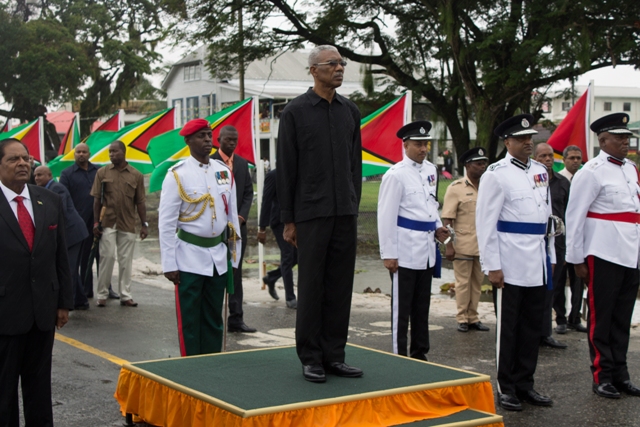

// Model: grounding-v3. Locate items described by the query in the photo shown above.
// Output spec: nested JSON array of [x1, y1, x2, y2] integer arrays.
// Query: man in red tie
[[0, 139, 73, 426]]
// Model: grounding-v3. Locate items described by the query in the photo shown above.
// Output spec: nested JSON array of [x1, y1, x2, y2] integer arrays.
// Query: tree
[[0, 8, 89, 122], [185, 0, 640, 161]]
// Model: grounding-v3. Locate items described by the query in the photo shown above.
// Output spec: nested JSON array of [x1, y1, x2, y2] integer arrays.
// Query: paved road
[[40, 238, 640, 427]]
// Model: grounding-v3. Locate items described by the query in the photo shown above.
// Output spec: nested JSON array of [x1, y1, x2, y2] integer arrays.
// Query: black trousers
[[69, 241, 88, 308], [0, 325, 55, 427], [496, 283, 546, 395], [586, 256, 639, 385], [295, 216, 357, 366], [266, 223, 297, 302], [542, 249, 566, 337], [553, 263, 584, 326], [228, 223, 248, 327], [79, 231, 99, 298], [391, 267, 432, 360]]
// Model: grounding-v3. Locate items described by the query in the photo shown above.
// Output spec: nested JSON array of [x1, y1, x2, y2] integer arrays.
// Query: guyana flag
[[361, 93, 410, 176], [93, 110, 124, 133], [58, 113, 81, 155], [0, 117, 45, 164], [148, 98, 255, 193], [547, 83, 591, 171], [48, 108, 175, 176]]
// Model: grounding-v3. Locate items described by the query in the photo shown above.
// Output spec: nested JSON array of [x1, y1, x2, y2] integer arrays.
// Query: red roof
[[46, 111, 75, 134]]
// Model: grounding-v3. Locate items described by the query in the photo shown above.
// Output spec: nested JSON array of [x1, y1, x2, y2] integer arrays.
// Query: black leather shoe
[[593, 382, 621, 399], [74, 303, 90, 311], [516, 389, 553, 406], [286, 299, 297, 309], [540, 336, 567, 349], [554, 324, 567, 334], [108, 289, 120, 299], [469, 322, 489, 331], [457, 323, 469, 332], [325, 362, 363, 378], [262, 276, 279, 300], [568, 322, 588, 333], [614, 380, 640, 397], [498, 393, 522, 411], [227, 323, 257, 333], [303, 365, 326, 383]]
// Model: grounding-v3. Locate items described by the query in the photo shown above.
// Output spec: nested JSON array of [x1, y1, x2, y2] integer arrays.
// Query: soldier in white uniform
[[159, 118, 241, 356], [377, 121, 449, 361], [565, 113, 640, 399], [476, 114, 556, 411]]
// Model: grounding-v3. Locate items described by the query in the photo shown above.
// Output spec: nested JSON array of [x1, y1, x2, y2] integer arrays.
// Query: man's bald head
[[74, 142, 90, 166], [218, 126, 239, 157], [34, 165, 53, 187], [534, 143, 554, 171]]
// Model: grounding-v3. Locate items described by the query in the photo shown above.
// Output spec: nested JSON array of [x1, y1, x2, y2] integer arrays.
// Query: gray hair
[[563, 145, 582, 157], [308, 45, 339, 67]]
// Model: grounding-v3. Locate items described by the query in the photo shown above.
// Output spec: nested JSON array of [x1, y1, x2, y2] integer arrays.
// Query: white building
[[548, 85, 640, 124]]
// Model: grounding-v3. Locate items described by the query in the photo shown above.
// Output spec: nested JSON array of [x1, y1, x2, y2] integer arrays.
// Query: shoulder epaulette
[[450, 180, 462, 186], [530, 159, 545, 168], [586, 158, 604, 170], [168, 160, 186, 171], [487, 160, 507, 172]]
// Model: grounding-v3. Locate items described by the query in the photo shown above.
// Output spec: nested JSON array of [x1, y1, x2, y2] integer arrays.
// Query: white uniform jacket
[[378, 156, 442, 270], [159, 156, 242, 276], [476, 153, 556, 287], [565, 150, 640, 268]]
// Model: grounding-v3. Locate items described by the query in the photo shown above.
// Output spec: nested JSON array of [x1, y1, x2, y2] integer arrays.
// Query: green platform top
[[127, 344, 487, 413], [394, 409, 501, 426]]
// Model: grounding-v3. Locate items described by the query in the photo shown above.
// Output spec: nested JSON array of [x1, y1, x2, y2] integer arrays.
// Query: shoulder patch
[[587, 158, 604, 170], [487, 161, 506, 172]]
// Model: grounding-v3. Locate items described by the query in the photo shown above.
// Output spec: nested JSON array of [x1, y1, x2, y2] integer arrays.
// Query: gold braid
[[227, 222, 239, 262], [172, 170, 215, 222]]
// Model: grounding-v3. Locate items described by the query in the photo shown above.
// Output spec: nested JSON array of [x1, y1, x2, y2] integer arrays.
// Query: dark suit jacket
[[47, 180, 89, 248], [0, 185, 73, 335], [212, 151, 253, 221], [59, 162, 99, 227], [259, 169, 280, 230]]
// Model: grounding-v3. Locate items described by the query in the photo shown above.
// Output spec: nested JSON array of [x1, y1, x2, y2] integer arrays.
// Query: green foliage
[[182, 0, 640, 162]]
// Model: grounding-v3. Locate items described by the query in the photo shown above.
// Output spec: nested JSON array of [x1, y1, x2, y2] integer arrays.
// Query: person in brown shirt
[[442, 147, 489, 332], [90, 141, 148, 307]]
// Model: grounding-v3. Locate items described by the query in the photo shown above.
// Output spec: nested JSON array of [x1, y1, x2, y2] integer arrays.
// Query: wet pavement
[[42, 234, 640, 426]]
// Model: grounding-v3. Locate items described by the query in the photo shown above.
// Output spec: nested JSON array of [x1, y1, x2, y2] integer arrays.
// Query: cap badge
[[623, 117, 628, 123], [521, 118, 530, 128], [420, 127, 426, 134], [478, 148, 484, 155]]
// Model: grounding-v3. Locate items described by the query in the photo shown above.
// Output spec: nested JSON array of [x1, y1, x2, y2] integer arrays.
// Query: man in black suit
[[212, 125, 256, 333], [0, 139, 73, 426], [34, 165, 90, 310], [257, 168, 298, 308]]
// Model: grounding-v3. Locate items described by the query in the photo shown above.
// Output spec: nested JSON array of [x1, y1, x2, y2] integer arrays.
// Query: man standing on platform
[[477, 114, 555, 411], [91, 141, 148, 307], [258, 168, 298, 308], [212, 126, 256, 333], [277, 45, 363, 383], [442, 147, 489, 333], [0, 139, 73, 426], [555, 145, 587, 333], [34, 165, 89, 310], [533, 143, 569, 350], [566, 113, 640, 399], [159, 119, 241, 356], [378, 121, 450, 360]]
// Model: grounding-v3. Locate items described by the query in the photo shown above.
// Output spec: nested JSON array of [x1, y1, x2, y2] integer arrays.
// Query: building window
[[172, 99, 183, 126], [201, 95, 211, 117], [604, 102, 612, 111], [562, 102, 571, 112], [184, 64, 201, 82], [186, 96, 199, 121], [623, 102, 631, 112]]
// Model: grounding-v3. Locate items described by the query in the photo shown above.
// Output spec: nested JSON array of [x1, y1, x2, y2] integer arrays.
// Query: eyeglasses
[[313, 60, 347, 68]]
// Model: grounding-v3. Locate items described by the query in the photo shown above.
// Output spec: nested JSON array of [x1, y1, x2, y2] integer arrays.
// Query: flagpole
[[254, 96, 266, 288], [588, 80, 595, 160], [38, 117, 45, 165]]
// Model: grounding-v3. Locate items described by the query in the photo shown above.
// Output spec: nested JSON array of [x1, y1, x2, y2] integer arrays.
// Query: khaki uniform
[[441, 177, 483, 324]]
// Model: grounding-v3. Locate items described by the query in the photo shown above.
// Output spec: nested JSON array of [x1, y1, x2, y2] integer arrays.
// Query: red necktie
[[14, 196, 35, 251]]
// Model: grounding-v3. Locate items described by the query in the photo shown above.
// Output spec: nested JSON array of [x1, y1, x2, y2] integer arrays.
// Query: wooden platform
[[115, 344, 502, 427]]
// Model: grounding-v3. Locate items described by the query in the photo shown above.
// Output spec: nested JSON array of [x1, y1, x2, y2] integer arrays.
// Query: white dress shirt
[[558, 168, 573, 181], [0, 181, 35, 224], [565, 150, 640, 268], [476, 153, 555, 287], [159, 156, 241, 276], [377, 156, 442, 269]]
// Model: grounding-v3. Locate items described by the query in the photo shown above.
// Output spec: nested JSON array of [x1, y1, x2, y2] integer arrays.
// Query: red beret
[[179, 118, 211, 137]]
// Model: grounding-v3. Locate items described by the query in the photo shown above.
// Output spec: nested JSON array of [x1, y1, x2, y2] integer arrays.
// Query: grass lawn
[[359, 178, 452, 213]]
